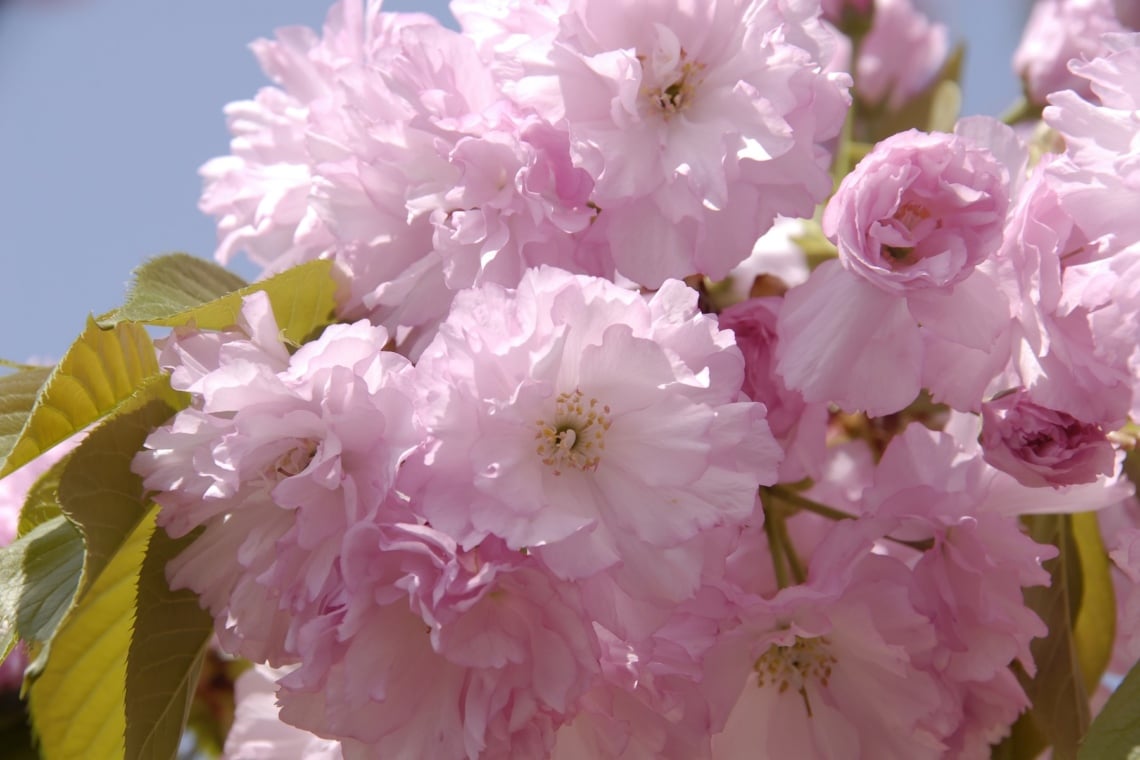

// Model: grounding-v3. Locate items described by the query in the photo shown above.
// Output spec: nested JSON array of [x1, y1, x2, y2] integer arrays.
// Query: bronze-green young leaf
[[1016, 514, 1090, 760], [27, 513, 155, 760], [57, 399, 176, 601], [102, 256, 339, 345], [1079, 656, 1140, 759], [0, 516, 83, 668], [0, 319, 159, 479], [125, 526, 213, 760]]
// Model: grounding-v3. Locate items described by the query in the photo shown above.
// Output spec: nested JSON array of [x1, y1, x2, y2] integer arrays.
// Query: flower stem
[[760, 490, 790, 589], [766, 485, 856, 521], [774, 513, 806, 584], [763, 485, 935, 553]]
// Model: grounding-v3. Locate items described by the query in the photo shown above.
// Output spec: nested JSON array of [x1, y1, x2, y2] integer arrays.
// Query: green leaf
[[106, 253, 249, 323], [1079, 658, 1140, 759], [124, 525, 213, 760], [1017, 514, 1091, 760], [57, 398, 176, 601], [0, 517, 84, 668], [927, 80, 963, 134], [1072, 512, 1115, 695], [0, 319, 159, 479], [27, 513, 155, 760], [0, 366, 54, 465], [17, 454, 71, 538], [102, 257, 339, 345]]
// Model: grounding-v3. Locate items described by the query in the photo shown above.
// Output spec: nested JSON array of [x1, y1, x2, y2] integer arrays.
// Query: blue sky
[[0, 0, 1031, 363]]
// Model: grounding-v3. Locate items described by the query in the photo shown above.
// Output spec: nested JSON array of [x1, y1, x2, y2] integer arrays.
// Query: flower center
[[271, 438, 319, 479], [642, 49, 706, 118], [534, 389, 612, 476], [753, 636, 837, 716], [881, 200, 936, 267]]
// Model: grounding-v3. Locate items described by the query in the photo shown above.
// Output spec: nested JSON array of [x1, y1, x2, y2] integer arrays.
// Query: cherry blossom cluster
[[124, 0, 1140, 757]]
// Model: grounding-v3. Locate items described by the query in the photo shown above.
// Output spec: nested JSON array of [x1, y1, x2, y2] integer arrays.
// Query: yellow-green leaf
[[125, 526, 213, 760], [27, 513, 154, 760], [57, 399, 175, 600], [103, 257, 339, 345], [104, 253, 248, 324], [0, 366, 54, 465], [1079, 657, 1140, 759], [0, 319, 158, 479], [0, 517, 84, 670], [1072, 512, 1115, 695], [927, 80, 963, 134]]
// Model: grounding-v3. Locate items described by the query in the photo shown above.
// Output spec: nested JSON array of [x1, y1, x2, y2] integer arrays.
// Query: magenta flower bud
[[980, 389, 1116, 488]]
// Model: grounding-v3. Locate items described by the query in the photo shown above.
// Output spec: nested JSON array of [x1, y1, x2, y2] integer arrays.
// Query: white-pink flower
[[707, 520, 949, 759], [199, 1, 438, 273], [1040, 35, 1140, 420], [277, 524, 600, 759], [224, 666, 343, 760], [856, 0, 949, 111], [1013, 0, 1130, 106], [1045, 34, 1140, 251], [505, 0, 850, 286], [407, 266, 782, 606], [134, 292, 422, 665], [776, 122, 1016, 415], [994, 159, 1134, 428]]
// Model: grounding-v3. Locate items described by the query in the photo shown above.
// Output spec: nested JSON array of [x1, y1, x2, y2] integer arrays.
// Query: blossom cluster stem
[[761, 490, 791, 589], [763, 485, 934, 552]]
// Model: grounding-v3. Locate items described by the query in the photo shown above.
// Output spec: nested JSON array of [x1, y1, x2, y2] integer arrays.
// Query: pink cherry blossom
[[776, 123, 1015, 415], [407, 266, 782, 605], [134, 292, 421, 665], [1013, 0, 1130, 106], [552, 600, 730, 760], [277, 524, 599, 759], [506, 0, 850, 286], [200, 1, 438, 273], [980, 388, 1116, 488], [718, 296, 828, 482], [1045, 34, 1140, 251], [994, 159, 1134, 428], [707, 519, 949, 759], [824, 127, 1010, 294], [1041, 36, 1140, 419], [81, 2, 1140, 754], [224, 666, 343, 760], [856, 0, 949, 111], [875, 416, 1130, 518]]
